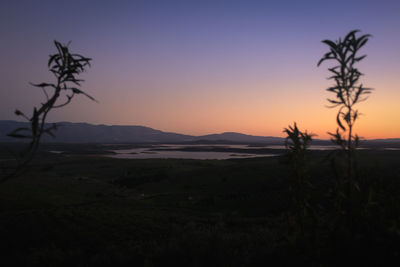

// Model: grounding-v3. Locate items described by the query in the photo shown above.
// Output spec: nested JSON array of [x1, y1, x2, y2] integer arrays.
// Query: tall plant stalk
[[284, 122, 315, 233], [2, 41, 95, 181], [318, 30, 372, 209]]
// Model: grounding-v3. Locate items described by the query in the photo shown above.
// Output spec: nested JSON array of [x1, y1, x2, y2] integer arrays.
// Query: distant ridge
[[197, 132, 283, 143], [0, 120, 193, 143], [0, 120, 284, 144], [0, 120, 399, 146]]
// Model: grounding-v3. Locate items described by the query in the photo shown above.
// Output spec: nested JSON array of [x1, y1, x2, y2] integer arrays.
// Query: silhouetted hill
[[0, 120, 193, 143], [0, 120, 285, 144], [1, 120, 399, 146], [196, 132, 283, 143]]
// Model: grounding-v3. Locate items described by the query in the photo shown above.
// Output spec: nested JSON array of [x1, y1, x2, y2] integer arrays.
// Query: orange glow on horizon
[[2, 1, 400, 140], [50, 76, 399, 140]]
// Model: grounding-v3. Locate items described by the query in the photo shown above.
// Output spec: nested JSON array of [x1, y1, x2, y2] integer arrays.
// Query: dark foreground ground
[[0, 143, 400, 266]]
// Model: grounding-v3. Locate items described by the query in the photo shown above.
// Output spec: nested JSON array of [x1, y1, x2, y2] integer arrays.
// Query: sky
[[0, 0, 399, 139]]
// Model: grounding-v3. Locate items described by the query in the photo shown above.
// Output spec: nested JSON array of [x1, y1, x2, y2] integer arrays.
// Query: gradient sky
[[1, 0, 399, 138]]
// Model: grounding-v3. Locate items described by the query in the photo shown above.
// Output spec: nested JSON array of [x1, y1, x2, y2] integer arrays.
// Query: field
[[1, 143, 400, 266]]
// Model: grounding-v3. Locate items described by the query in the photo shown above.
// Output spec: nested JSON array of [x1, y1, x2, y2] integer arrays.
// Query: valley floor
[[1, 143, 400, 266]]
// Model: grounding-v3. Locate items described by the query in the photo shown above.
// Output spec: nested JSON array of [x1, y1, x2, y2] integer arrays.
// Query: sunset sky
[[1, 0, 399, 139]]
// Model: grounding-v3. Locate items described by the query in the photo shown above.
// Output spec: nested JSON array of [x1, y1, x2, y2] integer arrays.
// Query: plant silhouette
[[318, 30, 373, 229], [284, 122, 315, 234], [3, 41, 95, 180], [318, 30, 372, 220]]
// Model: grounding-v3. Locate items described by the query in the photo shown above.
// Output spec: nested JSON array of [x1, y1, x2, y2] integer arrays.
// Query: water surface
[[107, 145, 278, 159]]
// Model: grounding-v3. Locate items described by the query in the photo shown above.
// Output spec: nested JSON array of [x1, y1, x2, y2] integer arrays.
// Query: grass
[[1, 143, 400, 266]]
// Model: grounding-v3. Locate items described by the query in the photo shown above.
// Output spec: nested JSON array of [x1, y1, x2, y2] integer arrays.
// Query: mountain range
[[1, 120, 399, 146], [0, 120, 284, 144]]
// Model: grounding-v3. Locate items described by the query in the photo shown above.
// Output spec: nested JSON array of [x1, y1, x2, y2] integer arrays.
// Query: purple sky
[[1, 0, 399, 138]]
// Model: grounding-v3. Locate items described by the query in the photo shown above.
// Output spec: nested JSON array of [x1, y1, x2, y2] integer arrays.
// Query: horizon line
[[1, 119, 399, 141]]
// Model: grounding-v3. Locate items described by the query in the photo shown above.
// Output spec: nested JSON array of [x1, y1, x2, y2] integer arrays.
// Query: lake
[[106, 144, 279, 159], [105, 144, 343, 160], [48, 144, 400, 160]]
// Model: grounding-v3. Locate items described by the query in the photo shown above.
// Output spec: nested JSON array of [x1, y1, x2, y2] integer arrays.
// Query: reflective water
[[48, 144, 400, 159], [263, 145, 339, 150], [107, 145, 278, 159]]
